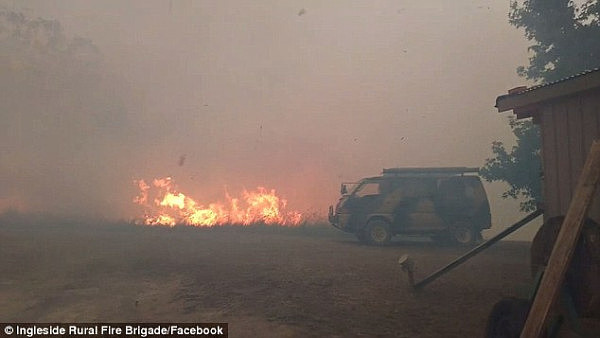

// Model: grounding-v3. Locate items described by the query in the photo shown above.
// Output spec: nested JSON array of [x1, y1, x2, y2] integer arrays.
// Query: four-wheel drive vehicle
[[328, 167, 491, 246]]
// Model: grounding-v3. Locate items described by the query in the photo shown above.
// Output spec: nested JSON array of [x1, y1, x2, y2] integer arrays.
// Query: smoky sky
[[1, 0, 534, 232]]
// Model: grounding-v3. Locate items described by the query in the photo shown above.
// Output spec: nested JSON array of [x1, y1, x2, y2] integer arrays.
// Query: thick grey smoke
[[1, 1, 532, 231]]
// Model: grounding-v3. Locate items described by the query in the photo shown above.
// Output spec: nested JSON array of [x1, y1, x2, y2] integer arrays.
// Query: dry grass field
[[0, 216, 536, 337]]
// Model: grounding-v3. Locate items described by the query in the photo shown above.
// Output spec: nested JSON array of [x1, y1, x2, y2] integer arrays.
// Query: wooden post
[[520, 140, 600, 337]]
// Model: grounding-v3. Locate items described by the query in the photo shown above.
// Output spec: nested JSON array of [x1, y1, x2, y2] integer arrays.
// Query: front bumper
[[328, 206, 352, 232], [328, 205, 338, 226]]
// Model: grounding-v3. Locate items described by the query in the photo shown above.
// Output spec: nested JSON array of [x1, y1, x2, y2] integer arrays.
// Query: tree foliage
[[509, 0, 600, 83], [0, 10, 128, 215], [480, 119, 542, 212], [0, 10, 101, 78], [0, 10, 112, 138], [483, 1, 600, 211]]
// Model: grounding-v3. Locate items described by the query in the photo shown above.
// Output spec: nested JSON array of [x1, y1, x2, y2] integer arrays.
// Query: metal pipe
[[398, 254, 415, 288], [411, 209, 543, 290]]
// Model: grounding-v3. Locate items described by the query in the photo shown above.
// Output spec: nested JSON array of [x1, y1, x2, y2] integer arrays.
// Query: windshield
[[352, 181, 381, 197]]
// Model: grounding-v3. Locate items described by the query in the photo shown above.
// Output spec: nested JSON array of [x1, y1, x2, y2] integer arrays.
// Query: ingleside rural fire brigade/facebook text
[[4, 323, 228, 337]]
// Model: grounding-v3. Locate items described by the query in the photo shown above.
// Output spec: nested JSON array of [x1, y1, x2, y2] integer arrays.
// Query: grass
[[0, 209, 346, 239]]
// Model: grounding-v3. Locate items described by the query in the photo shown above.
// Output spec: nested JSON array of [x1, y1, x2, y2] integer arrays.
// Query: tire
[[451, 223, 476, 246], [485, 298, 530, 338], [365, 219, 392, 246]]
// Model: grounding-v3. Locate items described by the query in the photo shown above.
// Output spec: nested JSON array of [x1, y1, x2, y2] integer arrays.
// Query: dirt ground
[[1, 221, 537, 337]]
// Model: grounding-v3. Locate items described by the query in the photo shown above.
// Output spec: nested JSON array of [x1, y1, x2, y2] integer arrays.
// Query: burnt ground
[[1, 220, 536, 337]]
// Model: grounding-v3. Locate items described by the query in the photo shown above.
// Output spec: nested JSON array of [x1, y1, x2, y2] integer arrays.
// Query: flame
[[133, 177, 302, 227]]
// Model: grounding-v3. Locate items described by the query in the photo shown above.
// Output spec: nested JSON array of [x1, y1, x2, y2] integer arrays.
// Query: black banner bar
[[1, 323, 228, 338]]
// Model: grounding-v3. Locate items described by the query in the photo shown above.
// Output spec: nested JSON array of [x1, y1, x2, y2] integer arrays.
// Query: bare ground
[[0, 221, 535, 337]]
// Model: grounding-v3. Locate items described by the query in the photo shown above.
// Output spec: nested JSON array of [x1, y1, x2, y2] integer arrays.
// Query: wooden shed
[[496, 68, 600, 223], [494, 69, 600, 335]]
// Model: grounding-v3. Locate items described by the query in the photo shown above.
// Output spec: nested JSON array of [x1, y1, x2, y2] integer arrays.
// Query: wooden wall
[[538, 88, 600, 222]]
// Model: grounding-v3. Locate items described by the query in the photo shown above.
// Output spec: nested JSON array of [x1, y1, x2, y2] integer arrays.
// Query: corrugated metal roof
[[512, 68, 600, 95], [496, 68, 600, 115]]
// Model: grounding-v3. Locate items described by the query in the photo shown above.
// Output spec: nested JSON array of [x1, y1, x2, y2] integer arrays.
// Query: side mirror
[[340, 184, 348, 195]]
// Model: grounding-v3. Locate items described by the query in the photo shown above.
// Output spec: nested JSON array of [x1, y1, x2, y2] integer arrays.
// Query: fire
[[133, 177, 302, 227]]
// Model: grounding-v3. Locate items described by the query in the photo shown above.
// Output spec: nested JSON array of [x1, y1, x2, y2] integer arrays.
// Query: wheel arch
[[365, 215, 394, 232]]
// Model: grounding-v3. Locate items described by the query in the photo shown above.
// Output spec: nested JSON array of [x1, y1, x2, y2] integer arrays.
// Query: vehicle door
[[435, 177, 472, 224], [345, 180, 384, 226], [400, 178, 445, 232]]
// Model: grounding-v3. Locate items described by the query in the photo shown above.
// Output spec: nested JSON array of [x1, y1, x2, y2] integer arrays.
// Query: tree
[[0, 10, 101, 79], [509, 0, 600, 83], [482, 0, 600, 211], [480, 118, 542, 212], [0, 10, 129, 216]]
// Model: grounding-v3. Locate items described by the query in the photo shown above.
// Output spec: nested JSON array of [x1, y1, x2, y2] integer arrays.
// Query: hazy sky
[[1, 0, 537, 235]]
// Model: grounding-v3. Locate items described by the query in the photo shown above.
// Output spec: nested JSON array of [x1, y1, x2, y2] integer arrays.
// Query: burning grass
[[133, 177, 304, 227]]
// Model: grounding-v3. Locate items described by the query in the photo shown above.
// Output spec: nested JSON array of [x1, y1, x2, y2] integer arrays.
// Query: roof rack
[[382, 167, 479, 176]]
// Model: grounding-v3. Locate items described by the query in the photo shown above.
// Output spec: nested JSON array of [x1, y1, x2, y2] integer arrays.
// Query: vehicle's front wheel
[[365, 219, 392, 246]]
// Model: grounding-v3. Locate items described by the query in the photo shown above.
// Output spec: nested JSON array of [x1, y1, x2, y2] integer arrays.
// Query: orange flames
[[133, 177, 302, 227]]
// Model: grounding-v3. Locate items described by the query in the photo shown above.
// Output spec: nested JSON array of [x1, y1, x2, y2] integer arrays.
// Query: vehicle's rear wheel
[[365, 219, 392, 246], [451, 223, 477, 245]]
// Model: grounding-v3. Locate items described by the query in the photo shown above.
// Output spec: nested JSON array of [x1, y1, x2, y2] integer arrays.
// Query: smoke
[[1, 0, 531, 225]]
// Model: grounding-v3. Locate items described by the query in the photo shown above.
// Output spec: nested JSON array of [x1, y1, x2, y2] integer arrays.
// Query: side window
[[438, 178, 467, 203], [439, 178, 460, 193], [401, 178, 436, 199], [354, 182, 380, 197], [463, 178, 484, 201]]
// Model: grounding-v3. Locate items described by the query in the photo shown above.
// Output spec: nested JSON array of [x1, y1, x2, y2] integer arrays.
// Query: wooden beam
[[520, 140, 600, 337]]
